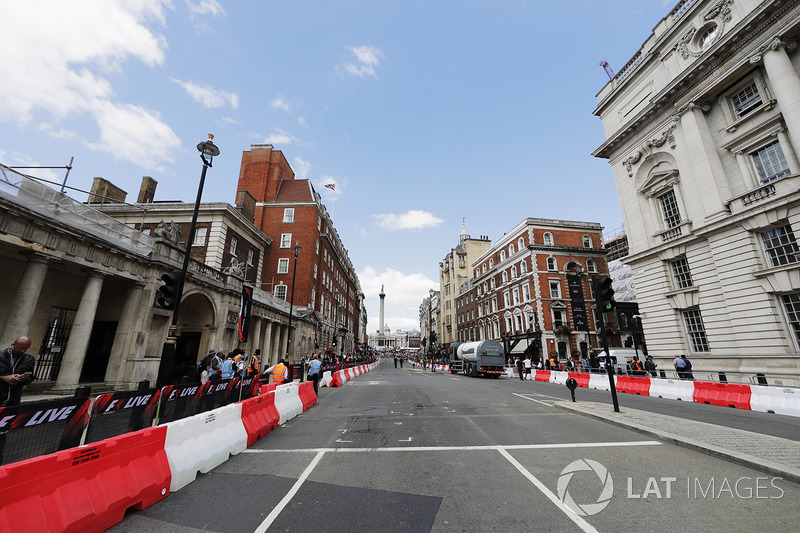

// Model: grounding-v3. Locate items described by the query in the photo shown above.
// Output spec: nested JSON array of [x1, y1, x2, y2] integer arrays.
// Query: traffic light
[[595, 276, 616, 313], [156, 273, 180, 309]]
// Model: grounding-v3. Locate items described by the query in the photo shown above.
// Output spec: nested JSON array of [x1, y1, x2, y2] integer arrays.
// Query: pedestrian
[[631, 356, 645, 376], [644, 355, 657, 377], [208, 350, 223, 380], [221, 352, 236, 380], [307, 354, 322, 395], [515, 356, 524, 380], [399, 356, 404, 368], [269, 359, 288, 385], [198, 349, 214, 383], [674, 353, 687, 379], [0, 336, 35, 406], [681, 354, 694, 380], [523, 356, 532, 380], [394, 356, 398, 368], [247, 349, 261, 377]]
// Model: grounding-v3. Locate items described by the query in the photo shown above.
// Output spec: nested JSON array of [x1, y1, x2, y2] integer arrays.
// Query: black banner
[[567, 274, 584, 302], [158, 383, 204, 424], [239, 286, 253, 342], [571, 301, 590, 333], [85, 389, 160, 444], [202, 379, 233, 412], [0, 396, 90, 465]]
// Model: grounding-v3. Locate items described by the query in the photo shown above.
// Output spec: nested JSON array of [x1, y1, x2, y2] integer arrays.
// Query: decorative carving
[[226, 310, 239, 324], [223, 257, 246, 277], [750, 37, 797, 64], [677, 27, 697, 59], [705, 0, 734, 23], [623, 124, 678, 177], [154, 220, 182, 244]]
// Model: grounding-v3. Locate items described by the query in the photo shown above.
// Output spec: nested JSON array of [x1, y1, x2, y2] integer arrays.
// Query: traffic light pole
[[592, 276, 620, 413]]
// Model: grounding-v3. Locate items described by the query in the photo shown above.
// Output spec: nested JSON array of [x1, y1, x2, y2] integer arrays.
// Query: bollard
[[718, 372, 727, 383], [565, 377, 578, 402], [138, 379, 151, 390], [756, 373, 768, 386], [659, 369, 666, 379]]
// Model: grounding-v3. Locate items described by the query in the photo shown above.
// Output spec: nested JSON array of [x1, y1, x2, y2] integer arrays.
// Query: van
[[602, 349, 640, 373]]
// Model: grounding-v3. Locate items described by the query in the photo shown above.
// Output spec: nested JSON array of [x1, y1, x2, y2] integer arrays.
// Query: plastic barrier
[[550, 371, 568, 385], [320, 371, 333, 388], [568, 372, 590, 388], [298, 382, 317, 411], [162, 402, 247, 492], [534, 370, 551, 382], [328, 370, 342, 388], [588, 373, 611, 391], [274, 384, 303, 425], [693, 381, 751, 409], [749, 386, 800, 416], [0, 426, 170, 533], [649, 378, 694, 401], [259, 383, 277, 395], [615, 375, 651, 396], [239, 392, 280, 447]]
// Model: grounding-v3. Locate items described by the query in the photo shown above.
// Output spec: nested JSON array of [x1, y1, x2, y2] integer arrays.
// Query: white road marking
[[242, 441, 662, 454], [335, 439, 353, 443], [253, 450, 326, 533], [398, 438, 413, 442], [513, 392, 563, 405], [497, 448, 598, 533]]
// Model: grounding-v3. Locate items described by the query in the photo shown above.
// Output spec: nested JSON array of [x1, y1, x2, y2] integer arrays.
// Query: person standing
[[247, 349, 261, 378], [208, 350, 223, 380], [674, 354, 687, 379], [0, 337, 35, 406], [523, 356, 532, 380], [644, 356, 657, 377], [681, 354, 694, 380], [515, 357, 524, 380], [271, 359, 288, 385], [307, 354, 322, 395], [221, 353, 236, 380], [399, 356, 404, 368]]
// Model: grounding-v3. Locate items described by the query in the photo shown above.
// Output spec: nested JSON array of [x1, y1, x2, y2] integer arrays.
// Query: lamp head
[[197, 134, 220, 166]]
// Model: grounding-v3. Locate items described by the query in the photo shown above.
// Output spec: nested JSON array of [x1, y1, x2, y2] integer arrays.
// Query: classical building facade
[[593, 0, 800, 375], [471, 218, 614, 362]]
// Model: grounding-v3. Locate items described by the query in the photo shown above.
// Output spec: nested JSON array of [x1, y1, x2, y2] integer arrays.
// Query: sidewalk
[[555, 400, 800, 485]]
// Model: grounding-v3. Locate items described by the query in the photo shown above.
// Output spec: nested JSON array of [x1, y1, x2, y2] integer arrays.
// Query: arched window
[[543, 232, 553, 245], [547, 257, 556, 270], [502, 271, 508, 283], [511, 266, 517, 278], [520, 261, 527, 274], [587, 259, 596, 273], [509, 244, 515, 255], [518, 237, 525, 249], [583, 235, 592, 248], [500, 250, 506, 261]]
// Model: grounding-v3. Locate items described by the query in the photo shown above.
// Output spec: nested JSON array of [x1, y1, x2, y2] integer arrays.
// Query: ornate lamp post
[[286, 243, 301, 361]]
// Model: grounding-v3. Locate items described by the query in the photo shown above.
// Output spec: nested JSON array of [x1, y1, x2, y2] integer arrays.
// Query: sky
[[0, 0, 676, 335]]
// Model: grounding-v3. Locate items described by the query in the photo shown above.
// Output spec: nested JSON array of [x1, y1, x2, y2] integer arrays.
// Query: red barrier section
[[259, 383, 277, 395], [615, 376, 651, 396], [568, 372, 590, 388], [535, 370, 551, 382], [329, 370, 343, 388], [298, 381, 317, 411], [240, 392, 280, 447], [0, 426, 170, 533], [693, 381, 752, 409]]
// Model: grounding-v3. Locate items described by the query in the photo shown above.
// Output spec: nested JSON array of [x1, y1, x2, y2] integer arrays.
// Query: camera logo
[[557, 459, 613, 516]]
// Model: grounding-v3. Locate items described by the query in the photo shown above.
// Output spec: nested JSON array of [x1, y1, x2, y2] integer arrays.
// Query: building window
[[512, 287, 520, 305], [696, 23, 718, 51], [283, 208, 295, 223], [313, 264, 318, 279], [509, 244, 515, 255], [511, 266, 517, 279], [522, 284, 530, 301], [553, 309, 566, 328], [543, 232, 553, 245], [489, 259, 494, 268], [277, 258, 289, 274], [658, 189, 682, 229], [780, 293, 800, 348], [229, 236, 238, 255], [502, 271, 508, 283], [311, 288, 316, 307], [520, 261, 527, 274], [547, 257, 556, 271], [315, 241, 320, 255], [247, 248, 255, 266], [280, 233, 292, 248], [193, 227, 207, 245], [503, 291, 510, 308], [587, 259, 596, 273], [500, 250, 506, 261], [751, 141, 791, 183], [549, 280, 561, 299], [761, 225, 800, 267], [274, 284, 287, 301], [505, 314, 513, 333], [518, 237, 525, 250], [683, 310, 710, 352], [582, 235, 591, 248], [731, 81, 762, 118], [670, 258, 693, 289]]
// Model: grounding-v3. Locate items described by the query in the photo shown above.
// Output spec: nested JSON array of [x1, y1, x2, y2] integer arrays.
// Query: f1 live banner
[[84, 388, 160, 444], [239, 285, 253, 342]]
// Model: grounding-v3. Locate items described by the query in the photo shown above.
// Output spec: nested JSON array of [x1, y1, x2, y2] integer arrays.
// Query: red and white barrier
[[240, 391, 280, 446], [750, 386, 800, 416], [650, 378, 694, 401], [274, 383, 303, 425]]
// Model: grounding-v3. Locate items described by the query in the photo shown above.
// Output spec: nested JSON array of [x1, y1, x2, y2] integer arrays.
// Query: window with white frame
[[505, 314, 513, 333], [658, 189, 682, 229], [503, 291, 510, 308], [511, 266, 517, 279], [761, 225, 800, 267], [514, 313, 523, 331], [280, 233, 292, 248], [247, 248, 255, 266], [518, 237, 525, 249], [313, 264, 318, 279], [670, 258, 694, 289], [512, 287, 520, 305], [731, 81, 763, 119], [489, 258, 494, 268], [587, 259, 596, 273], [193, 226, 207, 246], [751, 140, 791, 183], [520, 261, 527, 274], [683, 309, 710, 352], [500, 250, 506, 261], [582, 235, 591, 248], [509, 244, 515, 255], [283, 208, 294, 223], [229, 236, 238, 255], [315, 241, 319, 255], [502, 271, 508, 283], [522, 284, 530, 301], [552, 309, 566, 327], [491, 297, 498, 313], [780, 292, 800, 348], [490, 279, 496, 290], [543, 232, 553, 245], [274, 284, 287, 301], [547, 257, 556, 271], [549, 280, 562, 299], [277, 258, 289, 274]]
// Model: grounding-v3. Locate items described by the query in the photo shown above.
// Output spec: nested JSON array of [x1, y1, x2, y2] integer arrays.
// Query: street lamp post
[[156, 135, 219, 389], [286, 243, 301, 362]]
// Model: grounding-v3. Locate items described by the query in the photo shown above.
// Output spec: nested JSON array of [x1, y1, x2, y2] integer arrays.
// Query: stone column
[[777, 129, 800, 174], [55, 272, 104, 390], [0, 254, 49, 348], [104, 282, 144, 385], [679, 103, 729, 218], [761, 39, 800, 155], [262, 320, 274, 367]]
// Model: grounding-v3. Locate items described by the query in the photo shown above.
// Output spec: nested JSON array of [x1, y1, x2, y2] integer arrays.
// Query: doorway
[[80, 321, 118, 382]]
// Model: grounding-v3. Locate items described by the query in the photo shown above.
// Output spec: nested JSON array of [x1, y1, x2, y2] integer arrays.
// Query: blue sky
[[0, 0, 673, 334]]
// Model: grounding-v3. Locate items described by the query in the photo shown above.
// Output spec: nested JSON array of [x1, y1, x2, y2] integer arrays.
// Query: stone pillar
[[679, 103, 728, 218], [251, 317, 263, 364], [0, 254, 49, 348], [55, 272, 104, 390], [761, 39, 800, 155], [777, 129, 800, 174], [262, 320, 274, 367], [104, 283, 144, 385], [278, 324, 288, 362]]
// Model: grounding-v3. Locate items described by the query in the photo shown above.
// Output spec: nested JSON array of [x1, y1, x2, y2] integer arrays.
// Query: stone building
[[593, 0, 800, 376]]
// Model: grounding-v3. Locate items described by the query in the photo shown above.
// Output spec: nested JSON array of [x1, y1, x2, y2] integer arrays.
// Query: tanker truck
[[449, 340, 505, 378]]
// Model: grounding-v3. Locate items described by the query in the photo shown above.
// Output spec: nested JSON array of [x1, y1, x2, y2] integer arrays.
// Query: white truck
[[449, 341, 505, 378]]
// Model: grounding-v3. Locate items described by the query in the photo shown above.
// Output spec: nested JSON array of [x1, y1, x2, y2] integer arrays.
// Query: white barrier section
[[750, 386, 800, 416], [320, 370, 332, 388], [274, 383, 303, 424], [649, 377, 694, 401], [504, 367, 515, 379], [163, 402, 248, 492], [550, 371, 568, 386], [588, 373, 610, 391]]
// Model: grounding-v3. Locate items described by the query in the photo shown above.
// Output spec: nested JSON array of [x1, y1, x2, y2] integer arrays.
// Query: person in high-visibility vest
[[271, 360, 288, 384], [247, 349, 261, 377]]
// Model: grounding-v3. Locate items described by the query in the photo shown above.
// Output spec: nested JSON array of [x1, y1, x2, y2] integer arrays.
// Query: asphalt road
[[110, 359, 800, 533]]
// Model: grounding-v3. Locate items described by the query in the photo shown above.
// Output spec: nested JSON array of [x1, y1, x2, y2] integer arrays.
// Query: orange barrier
[[0, 426, 170, 533], [615, 375, 651, 396], [240, 392, 280, 447], [535, 370, 551, 382], [568, 372, 590, 388], [693, 381, 751, 409], [298, 382, 317, 411]]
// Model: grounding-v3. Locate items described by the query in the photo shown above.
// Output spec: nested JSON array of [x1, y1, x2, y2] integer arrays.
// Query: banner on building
[[238, 285, 253, 342]]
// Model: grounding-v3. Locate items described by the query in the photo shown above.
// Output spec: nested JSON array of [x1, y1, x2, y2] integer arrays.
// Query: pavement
[[555, 400, 800, 485]]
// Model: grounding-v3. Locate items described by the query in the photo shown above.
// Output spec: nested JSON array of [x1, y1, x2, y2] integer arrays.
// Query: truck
[[449, 340, 505, 378]]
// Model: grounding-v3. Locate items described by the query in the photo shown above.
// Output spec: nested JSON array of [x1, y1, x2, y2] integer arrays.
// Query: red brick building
[[236, 144, 361, 357], [469, 218, 618, 364]]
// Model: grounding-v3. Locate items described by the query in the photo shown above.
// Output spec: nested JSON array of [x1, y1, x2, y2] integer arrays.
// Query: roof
[[274, 179, 314, 203]]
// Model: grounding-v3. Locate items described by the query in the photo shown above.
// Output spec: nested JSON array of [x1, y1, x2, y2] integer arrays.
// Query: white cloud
[[171, 78, 239, 109], [270, 96, 292, 113], [264, 129, 298, 145], [186, 0, 226, 17], [359, 266, 437, 333], [297, 116, 308, 128], [0, 1, 178, 168], [293, 157, 311, 179], [371, 210, 444, 230], [340, 45, 383, 79]]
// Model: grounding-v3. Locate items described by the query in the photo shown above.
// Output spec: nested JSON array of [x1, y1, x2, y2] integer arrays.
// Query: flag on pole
[[238, 286, 253, 342], [324, 183, 335, 191]]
